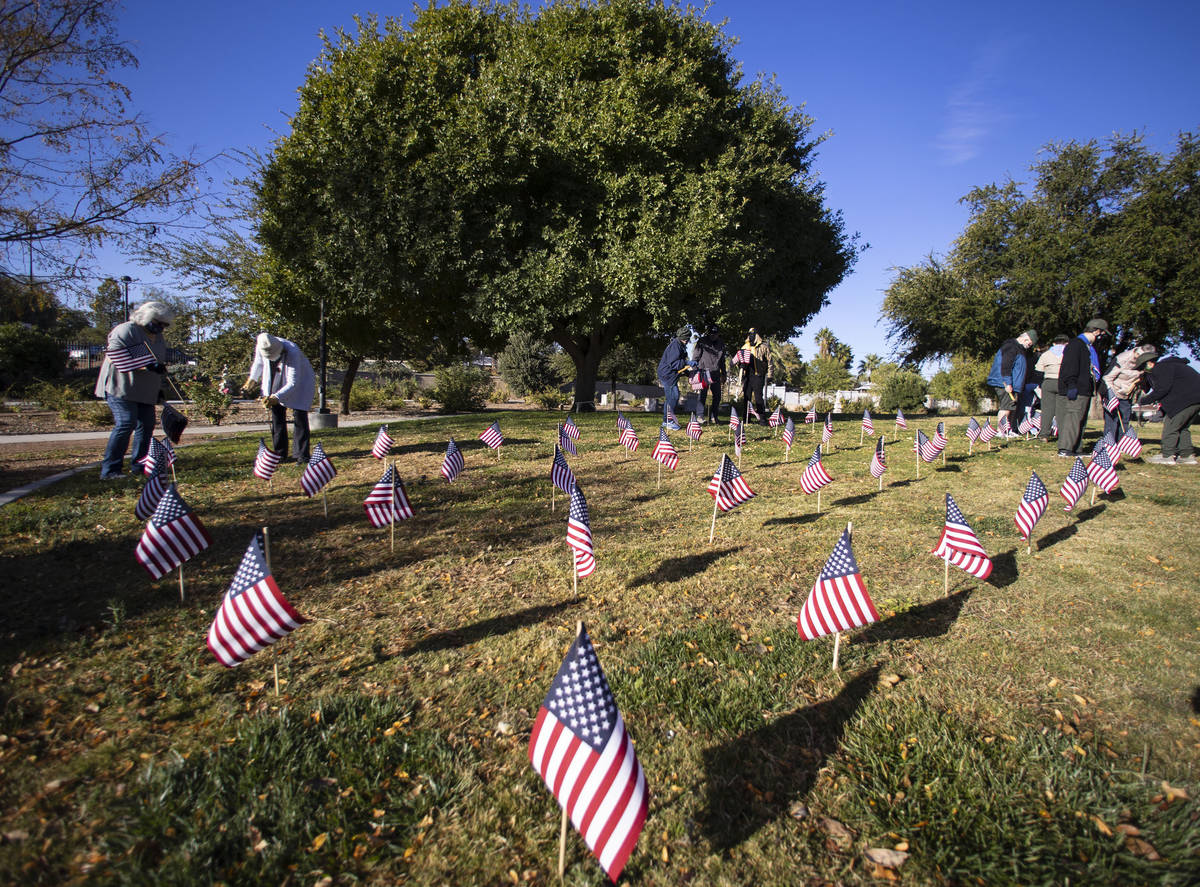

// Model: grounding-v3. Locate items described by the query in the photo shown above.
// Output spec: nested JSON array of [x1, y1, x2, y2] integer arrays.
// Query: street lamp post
[[121, 275, 132, 321], [311, 294, 338, 428]]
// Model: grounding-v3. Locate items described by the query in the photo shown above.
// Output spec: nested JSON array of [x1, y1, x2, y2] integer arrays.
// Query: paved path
[[0, 412, 451, 507]]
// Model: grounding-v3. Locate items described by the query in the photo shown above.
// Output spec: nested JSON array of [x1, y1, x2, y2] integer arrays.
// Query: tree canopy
[[882, 132, 1200, 363], [255, 0, 859, 406]]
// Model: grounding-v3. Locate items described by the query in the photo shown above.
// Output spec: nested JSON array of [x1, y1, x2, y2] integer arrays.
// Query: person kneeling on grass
[[1135, 349, 1200, 465]]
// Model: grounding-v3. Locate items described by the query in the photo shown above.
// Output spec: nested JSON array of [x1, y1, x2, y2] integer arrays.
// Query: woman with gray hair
[[244, 332, 315, 463], [94, 300, 173, 478]]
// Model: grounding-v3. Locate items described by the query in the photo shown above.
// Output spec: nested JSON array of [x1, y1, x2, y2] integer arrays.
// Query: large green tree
[[883, 132, 1200, 363], [452, 0, 857, 406]]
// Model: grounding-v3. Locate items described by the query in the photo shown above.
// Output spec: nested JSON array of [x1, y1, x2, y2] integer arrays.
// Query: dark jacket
[[694, 332, 727, 376], [1058, 336, 1099, 398], [985, 339, 1028, 390], [657, 338, 690, 384], [1138, 357, 1200, 418]]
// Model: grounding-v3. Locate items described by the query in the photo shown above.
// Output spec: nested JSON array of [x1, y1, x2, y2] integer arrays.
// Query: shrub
[[810, 395, 835, 414], [348, 380, 403, 411], [0, 323, 63, 391], [490, 378, 513, 404], [765, 394, 782, 412], [27, 380, 87, 421], [496, 331, 562, 395], [529, 388, 564, 410], [433, 364, 491, 412], [397, 377, 419, 400], [877, 369, 928, 413], [183, 377, 234, 425]]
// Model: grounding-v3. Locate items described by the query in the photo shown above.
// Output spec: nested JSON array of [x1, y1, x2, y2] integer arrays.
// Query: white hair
[[130, 300, 175, 327]]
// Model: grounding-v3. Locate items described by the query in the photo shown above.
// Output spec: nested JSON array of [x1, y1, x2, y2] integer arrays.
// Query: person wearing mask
[[693, 324, 727, 424], [1034, 334, 1069, 442], [1057, 319, 1110, 458], [656, 325, 694, 430], [738, 328, 770, 424], [245, 332, 315, 463], [1102, 343, 1157, 442], [94, 301, 174, 479], [1135, 350, 1200, 465], [986, 330, 1036, 436]]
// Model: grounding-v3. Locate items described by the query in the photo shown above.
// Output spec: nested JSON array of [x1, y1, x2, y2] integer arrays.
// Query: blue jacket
[[657, 338, 691, 384], [986, 339, 1027, 391]]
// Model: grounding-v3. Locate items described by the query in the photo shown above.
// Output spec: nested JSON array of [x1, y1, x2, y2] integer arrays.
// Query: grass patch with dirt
[[1, 411, 1197, 885]]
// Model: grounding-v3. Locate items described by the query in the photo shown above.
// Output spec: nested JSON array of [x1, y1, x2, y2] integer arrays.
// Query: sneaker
[[664, 420, 681, 431], [1177, 456, 1198, 465], [1146, 454, 1177, 465], [1056, 450, 1071, 458]]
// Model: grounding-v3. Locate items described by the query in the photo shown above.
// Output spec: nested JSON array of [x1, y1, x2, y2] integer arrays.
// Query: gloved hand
[[151, 363, 167, 374], [264, 395, 281, 408], [241, 379, 256, 393], [1066, 387, 1078, 401]]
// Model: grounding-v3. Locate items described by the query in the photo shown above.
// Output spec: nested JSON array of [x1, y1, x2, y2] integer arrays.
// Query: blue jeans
[[661, 376, 680, 423], [102, 395, 156, 477], [1103, 398, 1132, 441]]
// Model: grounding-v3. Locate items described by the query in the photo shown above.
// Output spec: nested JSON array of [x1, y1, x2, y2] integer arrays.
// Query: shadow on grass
[[1071, 504, 1106, 523], [1036, 523, 1077, 551], [630, 490, 668, 504], [1192, 687, 1200, 714], [401, 597, 585, 656], [855, 590, 974, 643], [831, 492, 877, 508], [935, 463, 962, 473], [890, 478, 918, 488], [987, 549, 1019, 588], [628, 546, 744, 588], [700, 666, 879, 851], [763, 512, 823, 527]]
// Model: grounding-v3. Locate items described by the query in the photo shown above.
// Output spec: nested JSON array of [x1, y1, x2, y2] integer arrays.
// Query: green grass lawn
[[1, 410, 1197, 885]]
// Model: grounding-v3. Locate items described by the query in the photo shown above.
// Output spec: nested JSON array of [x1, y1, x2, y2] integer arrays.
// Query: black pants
[[741, 374, 765, 422], [701, 376, 723, 421], [270, 402, 310, 462]]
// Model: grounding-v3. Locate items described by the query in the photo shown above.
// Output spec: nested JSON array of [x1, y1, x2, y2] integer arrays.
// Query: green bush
[[810, 395, 835, 414], [183, 377, 234, 425], [877, 369, 928, 412], [348, 379, 403, 411], [27, 380, 87, 421], [497, 331, 563, 395], [0, 323, 63, 391], [433, 365, 490, 412], [528, 388, 563, 410]]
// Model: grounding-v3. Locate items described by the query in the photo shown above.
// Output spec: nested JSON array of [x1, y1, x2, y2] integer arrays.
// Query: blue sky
[[103, 0, 1199, 366]]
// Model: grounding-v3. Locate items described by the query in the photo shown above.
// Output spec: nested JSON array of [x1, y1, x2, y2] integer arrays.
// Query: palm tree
[[813, 327, 836, 359], [857, 353, 882, 384]]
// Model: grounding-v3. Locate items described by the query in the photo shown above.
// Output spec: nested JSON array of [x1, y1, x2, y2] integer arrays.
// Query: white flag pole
[[178, 565, 185, 603], [263, 525, 280, 696]]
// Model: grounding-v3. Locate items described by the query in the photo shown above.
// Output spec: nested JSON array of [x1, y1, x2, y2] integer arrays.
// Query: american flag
[[931, 493, 993, 580], [252, 438, 281, 481], [966, 417, 981, 444], [559, 423, 577, 456], [371, 425, 393, 460], [1100, 431, 1119, 463], [869, 437, 887, 479], [159, 436, 177, 467], [566, 482, 596, 577], [998, 415, 1011, 436], [931, 422, 948, 453], [666, 405, 678, 426], [652, 427, 680, 470], [135, 484, 212, 579], [134, 454, 168, 521], [821, 413, 834, 444], [797, 526, 879, 641], [895, 409, 907, 430], [206, 530, 307, 668], [1050, 415, 1058, 437], [1105, 392, 1120, 413], [781, 417, 795, 448], [562, 415, 581, 441], [746, 401, 761, 421], [915, 429, 940, 463], [1115, 427, 1143, 459], [1014, 471, 1049, 541], [106, 341, 157, 372], [1060, 456, 1089, 511], [733, 347, 752, 366], [689, 371, 705, 392], [1030, 411, 1042, 435], [800, 445, 833, 494], [140, 437, 170, 477], [733, 420, 746, 458], [479, 420, 503, 449], [805, 408, 817, 424], [363, 464, 414, 526], [300, 443, 336, 497], [619, 420, 639, 452], [861, 409, 874, 435], [1086, 441, 1120, 492], [686, 412, 703, 441], [707, 454, 755, 511], [551, 445, 576, 494], [616, 410, 631, 431], [528, 624, 646, 882], [979, 419, 997, 443], [441, 437, 464, 482], [1018, 409, 1033, 435], [729, 406, 741, 432], [768, 406, 783, 428]]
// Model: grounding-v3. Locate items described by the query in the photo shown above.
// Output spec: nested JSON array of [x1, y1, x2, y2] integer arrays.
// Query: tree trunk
[[551, 324, 613, 412], [339, 355, 361, 415]]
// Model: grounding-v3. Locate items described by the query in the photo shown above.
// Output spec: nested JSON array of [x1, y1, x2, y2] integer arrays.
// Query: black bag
[[161, 402, 188, 444]]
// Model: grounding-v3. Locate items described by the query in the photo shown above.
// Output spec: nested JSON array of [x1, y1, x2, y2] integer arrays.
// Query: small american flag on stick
[[550, 445, 576, 494], [822, 413, 834, 444], [966, 417, 981, 444], [252, 438, 281, 481], [861, 409, 874, 435], [364, 464, 414, 527], [869, 437, 887, 479], [805, 408, 816, 424], [1060, 457, 1089, 511], [562, 415, 581, 441], [1115, 427, 1143, 459], [1014, 471, 1049, 542], [1086, 442, 1120, 493], [207, 530, 306, 668], [781, 417, 795, 449], [566, 482, 596, 578], [800, 445, 833, 494], [1105, 392, 1120, 413], [528, 624, 646, 882], [479, 420, 503, 450], [140, 438, 170, 475], [746, 401, 761, 421], [686, 412, 703, 441], [107, 341, 157, 372], [371, 425, 393, 459], [441, 438, 464, 482], [135, 484, 212, 580], [931, 493, 993, 580], [768, 406, 783, 428], [915, 429, 940, 463], [618, 417, 639, 452], [134, 449, 168, 520], [729, 406, 741, 433], [895, 409, 907, 430], [651, 428, 679, 470], [733, 347, 752, 366], [707, 454, 754, 512], [797, 525, 879, 640], [300, 443, 336, 497], [978, 419, 997, 443], [559, 423, 577, 456]]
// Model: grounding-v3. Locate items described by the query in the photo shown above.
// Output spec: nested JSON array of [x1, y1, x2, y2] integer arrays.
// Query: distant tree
[[877, 369, 927, 413], [0, 276, 59, 328], [883, 132, 1200, 362], [0, 323, 62, 389], [856, 353, 883, 384], [497, 331, 562, 396], [767, 340, 805, 389], [805, 355, 853, 397], [89, 278, 124, 331], [0, 0, 208, 286]]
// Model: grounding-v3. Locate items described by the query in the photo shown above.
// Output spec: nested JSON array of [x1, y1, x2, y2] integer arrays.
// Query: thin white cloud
[[935, 41, 1014, 165]]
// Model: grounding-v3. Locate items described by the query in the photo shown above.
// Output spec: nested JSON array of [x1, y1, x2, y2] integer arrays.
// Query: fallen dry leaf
[[819, 817, 854, 848], [1161, 781, 1190, 802], [879, 673, 902, 686], [1090, 815, 1113, 836], [865, 848, 910, 868], [1124, 836, 1161, 860], [310, 832, 328, 852]]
